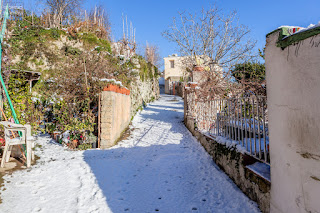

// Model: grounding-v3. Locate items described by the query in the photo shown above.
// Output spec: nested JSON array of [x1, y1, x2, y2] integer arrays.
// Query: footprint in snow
[[32, 207, 41, 212], [214, 200, 222, 206]]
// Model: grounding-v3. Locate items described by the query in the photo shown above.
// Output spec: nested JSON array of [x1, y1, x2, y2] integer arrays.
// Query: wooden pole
[[83, 56, 88, 94], [98, 93, 101, 148]]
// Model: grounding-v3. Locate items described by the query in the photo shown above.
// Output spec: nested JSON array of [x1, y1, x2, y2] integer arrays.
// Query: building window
[[170, 60, 175, 68]]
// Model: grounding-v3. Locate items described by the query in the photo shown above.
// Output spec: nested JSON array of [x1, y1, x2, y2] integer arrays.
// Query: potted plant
[[46, 123, 57, 135], [69, 132, 80, 148], [193, 53, 205, 71], [193, 65, 204, 71], [85, 131, 97, 148]]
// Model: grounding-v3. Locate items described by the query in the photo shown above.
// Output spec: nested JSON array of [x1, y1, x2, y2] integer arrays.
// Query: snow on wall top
[[267, 21, 320, 49]]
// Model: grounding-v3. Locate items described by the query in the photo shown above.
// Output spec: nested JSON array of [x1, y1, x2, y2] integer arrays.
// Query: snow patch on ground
[[0, 94, 260, 213], [0, 138, 110, 213]]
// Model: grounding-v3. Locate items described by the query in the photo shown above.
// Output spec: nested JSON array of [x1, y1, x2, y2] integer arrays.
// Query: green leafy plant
[[78, 143, 92, 150], [69, 132, 81, 140], [46, 123, 56, 134]]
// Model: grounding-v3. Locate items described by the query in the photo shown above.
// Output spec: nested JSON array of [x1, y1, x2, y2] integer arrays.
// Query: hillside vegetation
[[1, 15, 160, 137]]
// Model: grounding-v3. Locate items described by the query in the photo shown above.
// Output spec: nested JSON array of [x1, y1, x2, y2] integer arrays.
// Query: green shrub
[[64, 46, 82, 56], [78, 143, 92, 150], [81, 32, 111, 53]]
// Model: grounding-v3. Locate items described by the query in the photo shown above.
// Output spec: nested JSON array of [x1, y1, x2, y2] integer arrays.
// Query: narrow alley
[[0, 95, 260, 213]]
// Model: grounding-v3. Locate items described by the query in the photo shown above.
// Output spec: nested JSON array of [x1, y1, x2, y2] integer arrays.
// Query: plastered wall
[[266, 30, 320, 213]]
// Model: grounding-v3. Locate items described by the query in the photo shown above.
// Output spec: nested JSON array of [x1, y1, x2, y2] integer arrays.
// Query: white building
[[163, 54, 190, 94]]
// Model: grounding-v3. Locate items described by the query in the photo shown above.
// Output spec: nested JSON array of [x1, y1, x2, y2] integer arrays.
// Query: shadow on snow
[[83, 95, 260, 213]]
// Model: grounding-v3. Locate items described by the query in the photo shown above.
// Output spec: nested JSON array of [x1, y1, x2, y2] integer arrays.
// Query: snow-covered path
[[0, 95, 260, 213]]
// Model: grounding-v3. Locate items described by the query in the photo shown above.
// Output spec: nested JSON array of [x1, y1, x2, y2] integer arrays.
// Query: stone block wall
[[100, 88, 131, 149], [99, 66, 159, 149], [175, 82, 185, 98]]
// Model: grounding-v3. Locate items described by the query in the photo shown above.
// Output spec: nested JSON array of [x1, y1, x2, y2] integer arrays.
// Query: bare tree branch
[[162, 5, 256, 72], [41, 0, 84, 28]]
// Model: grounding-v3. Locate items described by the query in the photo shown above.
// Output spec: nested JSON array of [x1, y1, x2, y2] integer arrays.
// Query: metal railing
[[186, 94, 269, 163]]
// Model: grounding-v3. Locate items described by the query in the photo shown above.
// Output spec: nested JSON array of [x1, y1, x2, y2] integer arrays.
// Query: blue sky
[[24, 0, 319, 70]]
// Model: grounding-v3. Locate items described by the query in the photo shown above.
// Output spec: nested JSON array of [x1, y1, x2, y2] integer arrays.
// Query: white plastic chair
[[0, 121, 35, 168]]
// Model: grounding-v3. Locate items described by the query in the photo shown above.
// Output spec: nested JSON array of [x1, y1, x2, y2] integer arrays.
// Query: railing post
[[252, 97, 256, 156], [244, 98, 248, 151], [237, 98, 241, 144], [240, 98, 244, 146], [257, 97, 262, 160], [262, 99, 267, 162]]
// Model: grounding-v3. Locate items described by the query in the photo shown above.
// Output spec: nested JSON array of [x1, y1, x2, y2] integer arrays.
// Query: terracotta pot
[[193, 65, 204, 71], [72, 139, 79, 148], [188, 83, 197, 88]]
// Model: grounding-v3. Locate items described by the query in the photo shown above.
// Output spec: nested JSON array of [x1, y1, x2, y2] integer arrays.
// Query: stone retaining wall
[[185, 115, 270, 213], [99, 76, 159, 149], [130, 73, 160, 117]]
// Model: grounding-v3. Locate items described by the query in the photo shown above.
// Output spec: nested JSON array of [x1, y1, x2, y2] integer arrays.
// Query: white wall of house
[[163, 55, 186, 80], [163, 55, 190, 94], [266, 29, 320, 213]]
